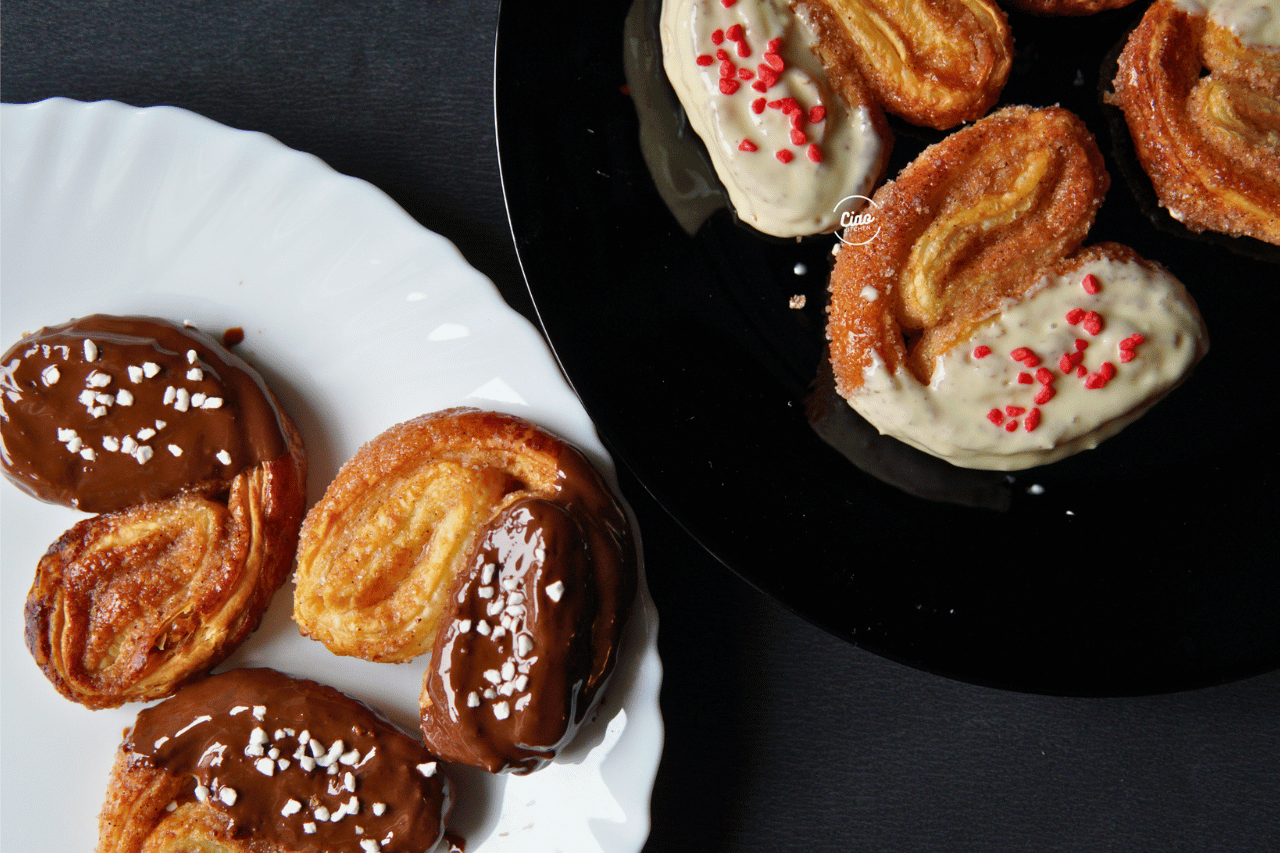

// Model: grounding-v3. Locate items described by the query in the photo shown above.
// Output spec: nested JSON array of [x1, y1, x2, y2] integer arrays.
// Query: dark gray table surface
[[4, 2, 1278, 850]]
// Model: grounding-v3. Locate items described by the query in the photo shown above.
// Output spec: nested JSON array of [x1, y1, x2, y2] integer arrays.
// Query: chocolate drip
[[421, 444, 636, 774], [0, 315, 291, 512], [126, 668, 449, 853]]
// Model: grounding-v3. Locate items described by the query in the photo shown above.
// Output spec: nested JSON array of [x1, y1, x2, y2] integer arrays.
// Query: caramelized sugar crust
[[294, 408, 582, 663], [24, 423, 305, 711], [828, 105, 1109, 391], [793, 0, 1013, 129], [1112, 0, 1280, 245]]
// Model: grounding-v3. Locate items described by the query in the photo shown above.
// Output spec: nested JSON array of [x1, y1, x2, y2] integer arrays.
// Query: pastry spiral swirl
[[793, 0, 1013, 129], [294, 408, 637, 773], [7, 316, 307, 709], [827, 105, 1208, 469], [1111, 0, 1280, 245]]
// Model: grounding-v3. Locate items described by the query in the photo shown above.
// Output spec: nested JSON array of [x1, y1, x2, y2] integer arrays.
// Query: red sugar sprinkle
[[1018, 372, 1034, 384], [1034, 385, 1055, 405], [756, 66, 780, 88], [752, 80, 769, 92], [726, 23, 744, 40], [973, 345, 992, 359], [719, 78, 740, 95], [790, 129, 807, 146], [1025, 408, 1042, 432], [738, 67, 754, 80], [987, 408, 1005, 426], [790, 112, 805, 130], [1119, 338, 1136, 351], [1082, 311, 1104, 336], [1082, 273, 1101, 294], [1075, 338, 1088, 351], [696, 54, 714, 66], [1076, 365, 1087, 378], [1005, 420, 1019, 433], [763, 52, 785, 71], [775, 149, 794, 163], [720, 0, 737, 7], [1066, 308, 1085, 324], [1058, 355, 1074, 372], [768, 37, 782, 52], [716, 48, 730, 61], [752, 97, 767, 114], [1120, 350, 1135, 363], [711, 29, 724, 45], [737, 41, 751, 58], [738, 139, 758, 152], [1099, 362, 1116, 381], [1010, 347, 1034, 362], [809, 105, 826, 123], [1006, 406, 1026, 417], [1130, 334, 1145, 345], [720, 60, 735, 78], [1035, 367, 1054, 385], [806, 143, 822, 163], [1084, 372, 1107, 389]]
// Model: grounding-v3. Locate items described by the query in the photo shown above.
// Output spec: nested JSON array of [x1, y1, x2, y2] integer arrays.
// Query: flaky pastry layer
[[793, 0, 1012, 129], [828, 105, 1109, 390], [294, 408, 583, 663], [24, 422, 305, 710], [1111, 0, 1280, 245]]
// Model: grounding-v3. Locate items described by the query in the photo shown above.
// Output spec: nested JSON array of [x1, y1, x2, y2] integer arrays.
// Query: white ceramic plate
[[0, 98, 663, 852]]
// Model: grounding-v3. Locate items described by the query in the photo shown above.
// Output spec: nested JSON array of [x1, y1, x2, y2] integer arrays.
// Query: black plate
[[495, 0, 1280, 695]]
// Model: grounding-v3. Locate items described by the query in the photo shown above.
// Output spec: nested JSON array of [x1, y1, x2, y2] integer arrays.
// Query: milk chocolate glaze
[[126, 667, 451, 853], [0, 315, 291, 512], [421, 442, 637, 774]]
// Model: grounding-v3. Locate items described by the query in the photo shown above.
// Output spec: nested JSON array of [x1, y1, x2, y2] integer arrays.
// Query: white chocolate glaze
[[845, 255, 1209, 470], [1173, 0, 1280, 49], [660, 0, 885, 237], [625, 0, 730, 235]]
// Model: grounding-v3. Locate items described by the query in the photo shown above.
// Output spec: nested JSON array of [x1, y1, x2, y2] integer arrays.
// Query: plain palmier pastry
[[2, 315, 306, 709], [293, 407, 637, 773], [1110, 0, 1280, 245], [792, 0, 1013, 130], [661, 0, 892, 237], [96, 667, 451, 853], [827, 105, 1209, 470]]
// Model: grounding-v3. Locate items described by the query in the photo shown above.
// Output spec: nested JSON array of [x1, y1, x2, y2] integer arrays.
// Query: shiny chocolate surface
[[0, 315, 290, 513]]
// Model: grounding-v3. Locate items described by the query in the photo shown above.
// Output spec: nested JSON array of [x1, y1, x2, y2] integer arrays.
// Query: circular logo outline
[[833, 194, 881, 246]]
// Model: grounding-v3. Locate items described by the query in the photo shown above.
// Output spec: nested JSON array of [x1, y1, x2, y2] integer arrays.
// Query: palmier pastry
[[2, 315, 306, 708], [1111, 0, 1280, 245], [661, 0, 892, 237], [293, 407, 637, 774], [827, 106, 1209, 470], [97, 667, 452, 853], [792, 0, 1013, 130]]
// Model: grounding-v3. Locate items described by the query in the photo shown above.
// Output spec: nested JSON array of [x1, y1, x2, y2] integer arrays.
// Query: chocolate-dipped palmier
[[293, 408, 636, 774], [2, 315, 306, 709], [96, 667, 451, 853]]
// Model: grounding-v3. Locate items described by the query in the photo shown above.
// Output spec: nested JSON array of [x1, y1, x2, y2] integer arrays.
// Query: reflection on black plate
[[495, 0, 1280, 695]]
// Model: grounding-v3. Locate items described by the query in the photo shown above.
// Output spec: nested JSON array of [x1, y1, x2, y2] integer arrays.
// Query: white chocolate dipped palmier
[[661, 0, 891, 237], [827, 106, 1209, 470]]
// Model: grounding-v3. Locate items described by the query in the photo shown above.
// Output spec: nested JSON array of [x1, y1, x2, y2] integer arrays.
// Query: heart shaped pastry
[[826, 105, 1209, 470], [3, 315, 306, 709], [293, 408, 637, 774]]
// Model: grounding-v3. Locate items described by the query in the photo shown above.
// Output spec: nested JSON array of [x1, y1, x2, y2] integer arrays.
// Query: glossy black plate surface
[[495, 0, 1280, 695]]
